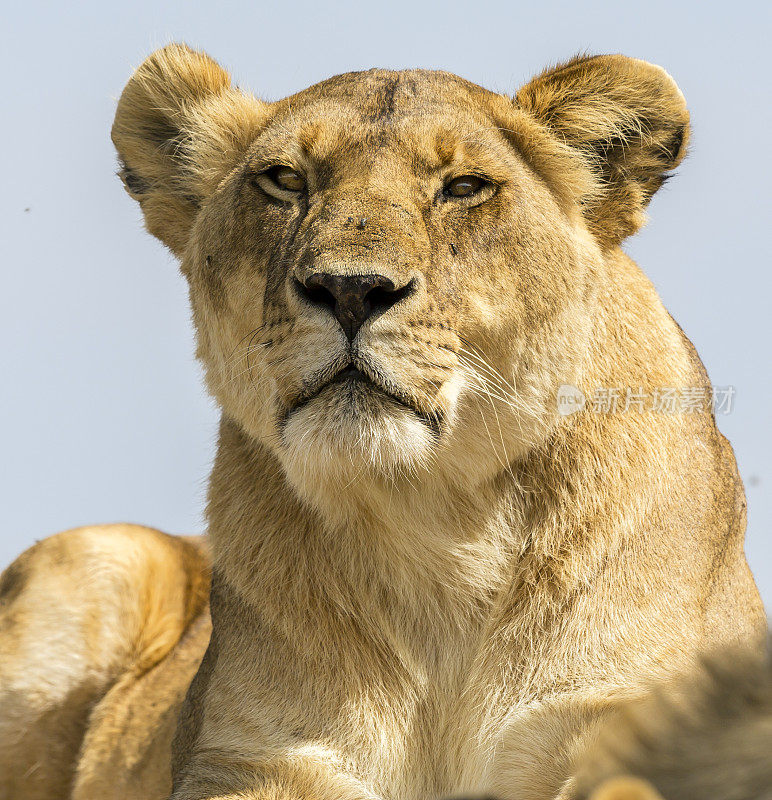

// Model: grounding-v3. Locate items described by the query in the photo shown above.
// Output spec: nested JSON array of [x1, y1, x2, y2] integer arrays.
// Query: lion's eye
[[444, 175, 486, 198], [263, 165, 306, 193], [270, 166, 305, 192]]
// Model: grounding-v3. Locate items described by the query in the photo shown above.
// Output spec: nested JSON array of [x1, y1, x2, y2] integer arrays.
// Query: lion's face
[[113, 47, 688, 504], [187, 71, 598, 491]]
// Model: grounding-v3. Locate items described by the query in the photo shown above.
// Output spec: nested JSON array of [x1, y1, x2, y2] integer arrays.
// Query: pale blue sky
[[1, 0, 770, 609]]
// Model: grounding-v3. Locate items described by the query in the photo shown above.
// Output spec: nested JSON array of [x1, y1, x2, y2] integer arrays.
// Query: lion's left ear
[[516, 54, 690, 245]]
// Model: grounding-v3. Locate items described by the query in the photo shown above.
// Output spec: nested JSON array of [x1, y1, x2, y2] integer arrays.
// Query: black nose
[[296, 272, 414, 340]]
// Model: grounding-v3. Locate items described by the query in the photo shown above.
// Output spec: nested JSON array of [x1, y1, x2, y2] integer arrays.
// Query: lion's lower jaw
[[278, 395, 438, 516]]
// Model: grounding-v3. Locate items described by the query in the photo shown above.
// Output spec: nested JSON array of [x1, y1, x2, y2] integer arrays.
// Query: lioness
[[0, 45, 766, 800]]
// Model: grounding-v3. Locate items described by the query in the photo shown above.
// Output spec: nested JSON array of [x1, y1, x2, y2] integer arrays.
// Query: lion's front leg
[[169, 753, 380, 800], [481, 694, 626, 800]]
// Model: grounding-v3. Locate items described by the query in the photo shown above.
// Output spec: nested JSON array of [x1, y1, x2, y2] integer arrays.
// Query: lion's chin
[[279, 381, 436, 498]]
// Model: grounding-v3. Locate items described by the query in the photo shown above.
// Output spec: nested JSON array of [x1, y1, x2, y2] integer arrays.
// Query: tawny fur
[[569, 644, 772, 800], [0, 525, 209, 799], [0, 45, 765, 800]]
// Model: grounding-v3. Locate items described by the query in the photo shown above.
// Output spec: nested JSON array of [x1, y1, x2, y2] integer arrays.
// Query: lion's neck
[[206, 416, 522, 653], [205, 384, 671, 664]]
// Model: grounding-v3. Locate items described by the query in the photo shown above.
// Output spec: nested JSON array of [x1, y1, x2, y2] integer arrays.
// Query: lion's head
[[113, 46, 688, 514]]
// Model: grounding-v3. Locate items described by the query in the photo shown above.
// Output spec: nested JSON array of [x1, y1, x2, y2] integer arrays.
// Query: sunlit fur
[[0, 525, 210, 799], [568, 644, 772, 800], [0, 44, 766, 800]]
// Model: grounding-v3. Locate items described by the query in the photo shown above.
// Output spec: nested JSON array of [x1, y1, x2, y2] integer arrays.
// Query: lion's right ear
[[112, 44, 269, 255]]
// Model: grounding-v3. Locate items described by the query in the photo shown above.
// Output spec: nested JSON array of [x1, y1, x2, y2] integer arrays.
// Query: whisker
[[457, 355, 539, 450]]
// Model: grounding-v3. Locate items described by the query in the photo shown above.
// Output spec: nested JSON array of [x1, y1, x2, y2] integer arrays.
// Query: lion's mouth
[[284, 361, 442, 436], [330, 365, 369, 384]]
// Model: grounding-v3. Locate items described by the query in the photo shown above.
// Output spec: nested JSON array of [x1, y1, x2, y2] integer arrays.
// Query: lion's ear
[[112, 44, 268, 255], [516, 54, 690, 245]]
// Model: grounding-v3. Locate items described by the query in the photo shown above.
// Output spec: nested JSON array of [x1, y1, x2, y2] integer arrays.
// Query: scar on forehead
[[434, 132, 457, 166]]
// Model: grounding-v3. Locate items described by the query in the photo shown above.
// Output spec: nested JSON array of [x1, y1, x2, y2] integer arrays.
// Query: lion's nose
[[296, 272, 415, 341]]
